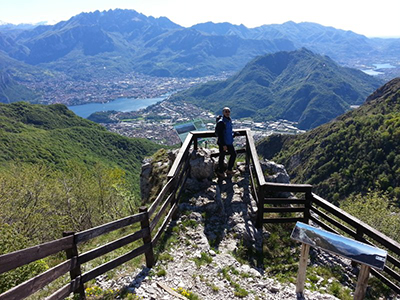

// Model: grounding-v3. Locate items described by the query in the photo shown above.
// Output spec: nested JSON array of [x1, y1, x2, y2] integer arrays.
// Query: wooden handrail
[[0, 235, 74, 275], [312, 193, 400, 256], [2, 128, 400, 298], [0, 258, 76, 300], [167, 132, 193, 179], [75, 212, 146, 244]]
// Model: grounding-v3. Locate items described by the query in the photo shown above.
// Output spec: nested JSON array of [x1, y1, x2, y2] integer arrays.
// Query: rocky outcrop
[[140, 148, 177, 202], [261, 160, 290, 184], [98, 156, 339, 299]]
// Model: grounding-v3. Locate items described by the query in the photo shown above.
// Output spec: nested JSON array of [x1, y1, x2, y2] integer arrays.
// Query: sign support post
[[296, 243, 310, 296], [354, 264, 370, 300]]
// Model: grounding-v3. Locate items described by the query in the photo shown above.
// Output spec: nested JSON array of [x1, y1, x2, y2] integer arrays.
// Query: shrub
[[0, 223, 48, 293]]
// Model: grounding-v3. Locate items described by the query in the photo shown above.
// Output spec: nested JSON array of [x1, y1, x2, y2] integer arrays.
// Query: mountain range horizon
[[1, 9, 399, 39]]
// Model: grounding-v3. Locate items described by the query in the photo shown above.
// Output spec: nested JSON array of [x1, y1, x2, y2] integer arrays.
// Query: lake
[[361, 63, 396, 76], [68, 96, 166, 118]]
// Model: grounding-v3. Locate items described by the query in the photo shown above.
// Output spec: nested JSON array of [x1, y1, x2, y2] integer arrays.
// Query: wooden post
[[139, 206, 155, 268], [245, 135, 250, 167], [193, 137, 198, 151], [256, 186, 264, 228], [354, 264, 370, 300], [63, 231, 85, 299], [296, 243, 310, 296], [304, 190, 312, 224]]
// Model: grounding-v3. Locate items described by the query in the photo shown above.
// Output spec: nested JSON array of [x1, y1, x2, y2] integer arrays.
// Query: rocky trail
[[94, 150, 341, 300]]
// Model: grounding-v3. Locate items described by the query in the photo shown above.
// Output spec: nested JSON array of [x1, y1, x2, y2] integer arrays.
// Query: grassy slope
[[0, 102, 160, 189]]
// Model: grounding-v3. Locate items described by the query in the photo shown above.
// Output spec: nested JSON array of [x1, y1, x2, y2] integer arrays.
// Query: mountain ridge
[[169, 48, 382, 129], [0, 9, 398, 81]]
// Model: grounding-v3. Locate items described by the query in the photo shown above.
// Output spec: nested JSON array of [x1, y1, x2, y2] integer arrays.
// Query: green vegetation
[[0, 102, 160, 237], [174, 287, 200, 300], [193, 252, 213, 267], [156, 268, 167, 277], [257, 78, 400, 202], [87, 111, 118, 123], [171, 48, 381, 129], [220, 266, 249, 298], [341, 191, 400, 243], [0, 102, 161, 292], [0, 224, 48, 293]]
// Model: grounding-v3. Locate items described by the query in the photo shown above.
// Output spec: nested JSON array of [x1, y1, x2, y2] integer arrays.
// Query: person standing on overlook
[[216, 107, 237, 177]]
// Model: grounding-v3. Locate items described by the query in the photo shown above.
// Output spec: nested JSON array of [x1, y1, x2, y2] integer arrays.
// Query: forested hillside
[[0, 102, 160, 244], [257, 78, 400, 203], [170, 48, 381, 129]]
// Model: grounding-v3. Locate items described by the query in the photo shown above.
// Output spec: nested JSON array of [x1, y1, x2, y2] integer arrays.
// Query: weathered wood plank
[[263, 198, 306, 205], [152, 201, 178, 245], [62, 232, 84, 298], [167, 132, 193, 179], [0, 235, 73, 275], [75, 213, 146, 244], [371, 269, 400, 294], [296, 243, 310, 294], [383, 265, 400, 283], [173, 153, 191, 192], [148, 177, 175, 218], [309, 216, 340, 235], [310, 206, 357, 238], [0, 258, 75, 300], [249, 164, 260, 205], [312, 193, 400, 256], [354, 264, 370, 300], [189, 129, 246, 139], [78, 228, 148, 265], [157, 282, 187, 299], [44, 277, 80, 300], [264, 182, 312, 193], [263, 217, 303, 224], [175, 165, 190, 202], [140, 207, 155, 268], [81, 243, 150, 284], [246, 129, 266, 186], [150, 193, 174, 232], [263, 207, 305, 213]]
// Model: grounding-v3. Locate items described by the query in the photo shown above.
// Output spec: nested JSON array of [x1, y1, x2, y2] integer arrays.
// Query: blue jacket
[[216, 116, 234, 146]]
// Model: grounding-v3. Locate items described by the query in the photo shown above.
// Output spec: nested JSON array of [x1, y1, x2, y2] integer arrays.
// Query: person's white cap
[[223, 107, 231, 112]]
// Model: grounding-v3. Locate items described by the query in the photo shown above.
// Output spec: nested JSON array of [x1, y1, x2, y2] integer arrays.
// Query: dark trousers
[[218, 144, 237, 172]]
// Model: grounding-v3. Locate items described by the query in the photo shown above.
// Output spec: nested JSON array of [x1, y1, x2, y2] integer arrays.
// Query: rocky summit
[[94, 149, 340, 299]]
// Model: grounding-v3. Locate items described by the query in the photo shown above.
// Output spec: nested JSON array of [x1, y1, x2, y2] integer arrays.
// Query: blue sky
[[0, 0, 399, 38]]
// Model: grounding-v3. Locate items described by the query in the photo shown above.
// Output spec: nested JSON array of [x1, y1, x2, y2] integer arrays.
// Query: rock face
[[140, 149, 177, 202], [188, 148, 216, 181], [261, 160, 290, 184]]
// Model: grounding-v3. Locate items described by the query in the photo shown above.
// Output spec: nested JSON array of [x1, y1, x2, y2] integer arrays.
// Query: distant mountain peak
[[170, 48, 381, 129]]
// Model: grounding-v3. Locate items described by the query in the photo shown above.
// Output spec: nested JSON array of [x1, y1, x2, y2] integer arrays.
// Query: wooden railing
[[0, 131, 194, 299], [245, 131, 400, 294], [1, 128, 400, 299]]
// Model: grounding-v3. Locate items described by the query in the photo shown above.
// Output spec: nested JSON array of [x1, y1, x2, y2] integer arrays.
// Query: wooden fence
[[0, 130, 194, 300], [1, 129, 400, 299], [245, 131, 400, 294]]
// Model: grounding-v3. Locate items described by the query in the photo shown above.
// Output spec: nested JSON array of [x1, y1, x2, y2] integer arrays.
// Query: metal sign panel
[[173, 119, 207, 143], [291, 222, 387, 270]]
